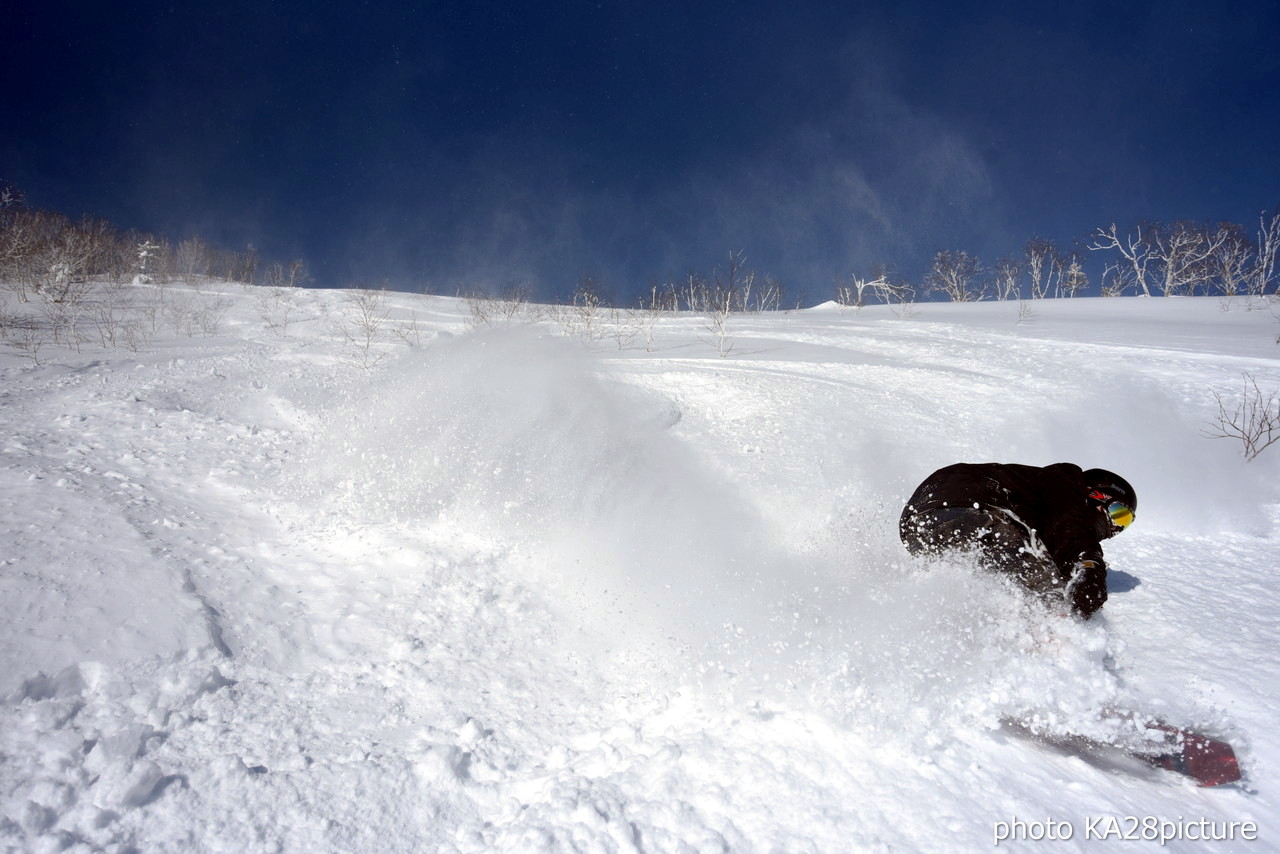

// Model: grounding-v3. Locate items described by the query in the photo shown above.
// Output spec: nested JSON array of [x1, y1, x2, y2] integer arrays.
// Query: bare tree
[[285, 259, 308, 288], [464, 290, 497, 328], [162, 287, 230, 338], [1059, 252, 1089, 297], [926, 250, 983, 302], [1089, 223, 1156, 297], [335, 286, 391, 369], [70, 217, 122, 284], [175, 236, 211, 283], [31, 216, 96, 303], [255, 284, 298, 336], [162, 290, 200, 337], [567, 276, 606, 341], [207, 244, 259, 284], [96, 228, 137, 284], [261, 258, 308, 289], [38, 281, 92, 350], [702, 251, 782, 312], [633, 304, 662, 351], [716, 250, 752, 312], [607, 307, 640, 349], [1206, 222, 1255, 296], [869, 265, 913, 309], [701, 285, 734, 357], [643, 281, 679, 313], [1149, 220, 1226, 296], [837, 271, 887, 308], [389, 310, 426, 348], [466, 284, 536, 329], [1, 314, 50, 364], [494, 283, 534, 322], [9, 211, 66, 298], [751, 273, 784, 311], [0, 208, 41, 301], [679, 272, 709, 312], [1022, 238, 1061, 299], [238, 244, 260, 285], [989, 256, 1022, 301], [1250, 208, 1280, 297], [91, 279, 138, 348], [198, 291, 234, 335]]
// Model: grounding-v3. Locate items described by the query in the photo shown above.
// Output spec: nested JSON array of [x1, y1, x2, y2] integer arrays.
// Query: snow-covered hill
[[2, 285, 1276, 852]]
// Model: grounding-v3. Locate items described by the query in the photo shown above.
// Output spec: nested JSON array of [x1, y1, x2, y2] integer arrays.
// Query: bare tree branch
[[1202, 372, 1280, 461]]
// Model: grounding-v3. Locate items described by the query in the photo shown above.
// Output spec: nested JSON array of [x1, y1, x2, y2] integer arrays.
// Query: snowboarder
[[899, 463, 1136, 619]]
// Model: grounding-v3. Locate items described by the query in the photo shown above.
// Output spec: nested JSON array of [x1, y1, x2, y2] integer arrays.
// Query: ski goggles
[[1105, 500, 1135, 531], [1089, 489, 1135, 531]]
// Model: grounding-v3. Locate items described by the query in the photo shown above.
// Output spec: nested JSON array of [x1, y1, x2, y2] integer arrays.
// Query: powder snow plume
[[289, 327, 1136, 746], [289, 329, 791, 674]]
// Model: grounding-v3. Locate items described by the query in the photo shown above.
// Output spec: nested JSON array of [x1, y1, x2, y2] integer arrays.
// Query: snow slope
[[2, 285, 1277, 852]]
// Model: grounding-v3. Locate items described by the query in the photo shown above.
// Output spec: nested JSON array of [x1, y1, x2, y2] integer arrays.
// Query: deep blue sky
[[5, 1, 1278, 301]]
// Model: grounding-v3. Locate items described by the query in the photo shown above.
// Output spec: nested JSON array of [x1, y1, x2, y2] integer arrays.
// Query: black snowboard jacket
[[899, 462, 1110, 618]]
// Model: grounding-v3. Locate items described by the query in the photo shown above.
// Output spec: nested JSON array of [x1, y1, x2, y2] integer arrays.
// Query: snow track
[[1, 290, 1276, 851]]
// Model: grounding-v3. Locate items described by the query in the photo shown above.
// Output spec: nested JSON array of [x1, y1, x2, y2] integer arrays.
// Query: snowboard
[[1139, 721, 1241, 787], [1002, 713, 1241, 787]]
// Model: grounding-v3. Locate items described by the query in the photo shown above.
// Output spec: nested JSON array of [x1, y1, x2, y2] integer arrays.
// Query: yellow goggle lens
[[1107, 501, 1135, 530]]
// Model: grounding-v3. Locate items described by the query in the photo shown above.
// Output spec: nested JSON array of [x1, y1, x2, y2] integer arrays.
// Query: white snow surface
[[2, 286, 1277, 852]]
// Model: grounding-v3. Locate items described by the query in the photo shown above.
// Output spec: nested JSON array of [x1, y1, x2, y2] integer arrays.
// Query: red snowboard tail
[[1143, 724, 1242, 787], [1003, 713, 1243, 787]]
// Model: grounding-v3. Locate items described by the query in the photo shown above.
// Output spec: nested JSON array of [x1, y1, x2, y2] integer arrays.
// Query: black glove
[[1065, 559, 1108, 619]]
